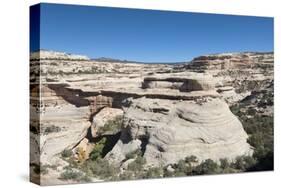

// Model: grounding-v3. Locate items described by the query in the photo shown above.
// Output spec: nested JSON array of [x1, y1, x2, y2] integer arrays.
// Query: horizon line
[[30, 48, 274, 63]]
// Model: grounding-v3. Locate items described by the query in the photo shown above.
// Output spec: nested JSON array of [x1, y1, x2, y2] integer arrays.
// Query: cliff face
[[187, 52, 273, 70], [30, 85, 91, 164], [106, 97, 252, 167], [178, 52, 274, 105], [30, 50, 273, 184]]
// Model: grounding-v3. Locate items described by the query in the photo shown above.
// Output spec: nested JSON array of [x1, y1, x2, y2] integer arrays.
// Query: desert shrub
[[230, 105, 240, 115], [219, 158, 230, 170], [194, 159, 221, 175], [60, 168, 83, 181], [185, 155, 198, 163], [118, 171, 134, 180], [243, 114, 273, 170], [174, 160, 192, 176], [127, 156, 146, 172], [78, 175, 92, 182], [230, 98, 274, 172], [88, 158, 119, 179], [125, 149, 142, 160], [167, 156, 199, 176], [248, 151, 273, 171], [144, 167, 163, 178], [175, 160, 188, 174], [61, 149, 72, 158], [62, 164, 92, 182], [231, 156, 256, 171], [79, 158, 119, 180], [89, 137, 107, 161]]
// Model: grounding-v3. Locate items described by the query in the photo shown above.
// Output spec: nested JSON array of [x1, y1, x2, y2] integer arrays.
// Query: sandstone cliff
[[30, 50, 273, 184]]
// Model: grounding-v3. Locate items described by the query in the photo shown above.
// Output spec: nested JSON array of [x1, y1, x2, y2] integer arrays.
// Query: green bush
[[144, 167, 163, 178], [231, 156, 256, 171], [194, 159, 221, 175], [164, 156, 198, 177], [230, 98, 273, 172], [88, 158, 119, 179], [175, 160, 188, 174], [118, 171, 134, 180], [185, 155, 198, 163], [89, 137, 107, 161], [60, 168, 83, 181], [127, 156, 146, 172], [219, 158, 230, 170], [61, 149, 72, 158]]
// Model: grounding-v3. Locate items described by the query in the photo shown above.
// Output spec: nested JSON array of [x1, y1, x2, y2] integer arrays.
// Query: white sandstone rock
[[91, 107, 124, 136], [107, 97, 253, 166]]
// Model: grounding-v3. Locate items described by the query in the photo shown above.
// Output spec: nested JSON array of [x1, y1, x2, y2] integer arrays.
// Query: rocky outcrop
[[181, 52, 274, 105], [30, 50, 274, 184], [30, 85, 91, 164], [91, 107, 124, 136], [88, 95, 113, 115], [142, 75, 215, 92], [30, 50, 90, 61], [187, 52, 273, 70], [106, 97, 253, 167]]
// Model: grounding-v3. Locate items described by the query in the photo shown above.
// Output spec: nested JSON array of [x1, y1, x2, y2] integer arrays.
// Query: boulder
[[91, 107, 124, 136], [105, 138, 142, 165], [107, 97, 253, 167], [72, 138, 95, 161]]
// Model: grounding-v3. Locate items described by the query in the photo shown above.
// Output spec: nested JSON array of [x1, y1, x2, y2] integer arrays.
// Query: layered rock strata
[[106, 96, 253, 167], [30, 84, 91, 164], [29, 50, 274, 184], [187, 52, 273, 70]]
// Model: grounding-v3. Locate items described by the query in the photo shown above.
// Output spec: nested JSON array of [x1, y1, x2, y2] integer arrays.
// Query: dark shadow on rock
[[48, 84, 89, 107]]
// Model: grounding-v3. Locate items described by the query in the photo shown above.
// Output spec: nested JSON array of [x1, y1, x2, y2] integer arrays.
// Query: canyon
[[30, 50, 273, 185]]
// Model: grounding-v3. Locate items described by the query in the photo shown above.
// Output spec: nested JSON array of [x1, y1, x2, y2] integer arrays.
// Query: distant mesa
[[30, 49, 90, 61], [187, 52, 273, 70]]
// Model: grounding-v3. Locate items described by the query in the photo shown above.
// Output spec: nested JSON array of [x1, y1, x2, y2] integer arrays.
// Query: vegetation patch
[[98, 116, 123, 134], [127, 156, 146, 172], [59, 166, 90, 182], [61, 149, 73, 158], [89, 137, 107, 161], [230, 98, 273, 171]]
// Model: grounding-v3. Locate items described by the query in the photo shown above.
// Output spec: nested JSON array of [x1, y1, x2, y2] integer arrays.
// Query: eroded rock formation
[[187, 52, 273, 70], [106, 97, 253, 167], [30, 50, 273, 184], [30, 84, 91, 164]]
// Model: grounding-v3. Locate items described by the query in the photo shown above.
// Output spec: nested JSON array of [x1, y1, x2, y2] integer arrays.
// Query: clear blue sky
[[31, 3, 273, 62]]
